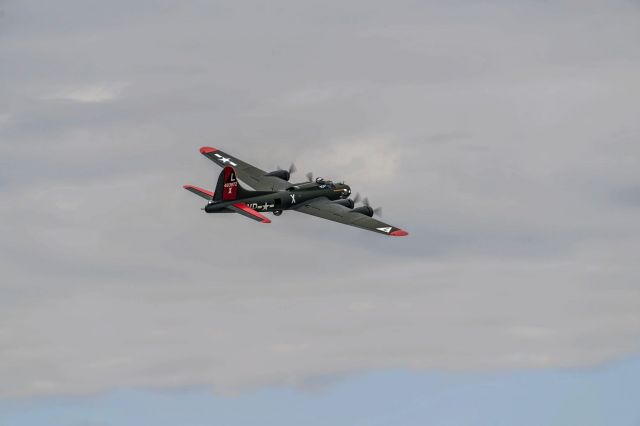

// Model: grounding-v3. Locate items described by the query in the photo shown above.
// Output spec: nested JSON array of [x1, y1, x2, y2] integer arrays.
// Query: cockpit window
[[315, 177, 335, 189]]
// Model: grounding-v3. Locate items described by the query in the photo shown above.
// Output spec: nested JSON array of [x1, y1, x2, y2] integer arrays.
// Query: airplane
[[183, 147, 408, 236]]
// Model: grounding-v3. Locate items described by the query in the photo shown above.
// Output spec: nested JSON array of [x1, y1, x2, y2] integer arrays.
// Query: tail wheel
[[273, 210, 283, 216]]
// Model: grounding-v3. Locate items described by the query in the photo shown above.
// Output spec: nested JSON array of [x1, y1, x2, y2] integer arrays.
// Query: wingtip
[[200, 146, 218, 154], [262, 218, 272, 224], [390, 229, 409, 237]]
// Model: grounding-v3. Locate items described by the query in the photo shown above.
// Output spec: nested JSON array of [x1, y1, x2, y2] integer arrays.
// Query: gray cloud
[[1, 0, 640, 397]]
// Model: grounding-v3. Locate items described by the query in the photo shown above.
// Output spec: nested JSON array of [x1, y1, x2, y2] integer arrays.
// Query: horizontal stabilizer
[[183, 185, 214, 200], [228, 203, 271, 223]]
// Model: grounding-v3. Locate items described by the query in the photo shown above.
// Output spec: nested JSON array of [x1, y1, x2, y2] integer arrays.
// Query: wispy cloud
[[42, 82, 128, 103]]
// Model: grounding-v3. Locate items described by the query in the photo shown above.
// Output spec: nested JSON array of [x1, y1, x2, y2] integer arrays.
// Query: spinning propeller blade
[[361, 196, 382, 217], [276, 163, 297, 180]]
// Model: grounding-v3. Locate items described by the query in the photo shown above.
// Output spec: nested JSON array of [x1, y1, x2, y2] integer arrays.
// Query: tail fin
[[213, 166, 252, 202]]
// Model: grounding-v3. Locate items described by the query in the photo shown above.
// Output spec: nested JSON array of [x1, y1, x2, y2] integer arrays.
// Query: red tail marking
[[233, 203, 271, 223], [222, 167, 238, 200]]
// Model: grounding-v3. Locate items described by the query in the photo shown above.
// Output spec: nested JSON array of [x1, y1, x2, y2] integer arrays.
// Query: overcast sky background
[[1, 0, 640, 423]]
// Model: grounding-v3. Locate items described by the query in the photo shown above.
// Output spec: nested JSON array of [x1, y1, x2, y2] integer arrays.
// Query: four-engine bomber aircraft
[[183, 147, 408, 236]]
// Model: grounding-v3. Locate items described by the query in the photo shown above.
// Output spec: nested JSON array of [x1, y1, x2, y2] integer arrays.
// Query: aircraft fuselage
[[204, 182, 351, 214]]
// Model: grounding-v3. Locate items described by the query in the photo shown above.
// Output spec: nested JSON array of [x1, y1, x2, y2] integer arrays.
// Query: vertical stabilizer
[[213, 166, 253, 202]]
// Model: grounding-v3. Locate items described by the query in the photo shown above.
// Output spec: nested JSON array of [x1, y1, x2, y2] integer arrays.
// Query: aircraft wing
[[293, 197, 408, 236], [199, 147, 290, 191]]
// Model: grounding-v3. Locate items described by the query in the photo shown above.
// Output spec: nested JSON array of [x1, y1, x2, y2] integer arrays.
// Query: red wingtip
[[199, 146, 218, 154], [390, 229, 409, 237], [262, 218, 272, 224]]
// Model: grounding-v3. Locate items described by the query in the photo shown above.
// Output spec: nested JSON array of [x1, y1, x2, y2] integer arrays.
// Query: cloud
[[1, 0, 640, 398], [305, 137, 401, 184], [42, 82, 128, 103], [0, 113, 11, 128]]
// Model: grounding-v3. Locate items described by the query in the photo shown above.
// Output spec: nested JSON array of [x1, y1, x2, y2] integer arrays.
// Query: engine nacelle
[[352, 206, 374, 217], [333, 199, 354, 209], [264, 170, 290, 181]]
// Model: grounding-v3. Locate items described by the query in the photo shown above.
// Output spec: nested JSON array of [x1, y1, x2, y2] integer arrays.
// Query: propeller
[[275, 163, 297, 181], [306, 171, 314, 182], [277, 163, 297, 175], [361, 196, 382, 217]]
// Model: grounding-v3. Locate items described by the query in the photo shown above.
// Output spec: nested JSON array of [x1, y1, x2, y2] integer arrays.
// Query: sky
[[2, 358, 640, 426], [1, 0, 639, 424]]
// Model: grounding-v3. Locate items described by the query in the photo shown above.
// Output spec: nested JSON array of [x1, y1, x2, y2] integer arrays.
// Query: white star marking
[[214, 153, 237, 166]]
